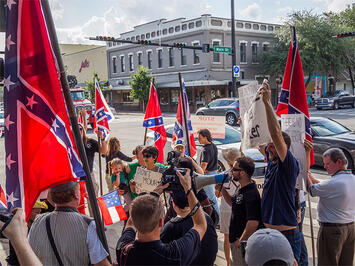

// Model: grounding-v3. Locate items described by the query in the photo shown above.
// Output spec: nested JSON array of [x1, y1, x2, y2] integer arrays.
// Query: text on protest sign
[[238, 81, 271, 151], [191, 115, 225, 139], [134, 167, 162, 193], [281, 114, 306, 190]]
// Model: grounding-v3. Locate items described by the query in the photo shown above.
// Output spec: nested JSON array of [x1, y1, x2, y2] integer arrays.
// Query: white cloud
[[239, 3, 261, 21], [311, 0, 353, 12], [49, 0, 64, 20], [55, 0, 212, 44]]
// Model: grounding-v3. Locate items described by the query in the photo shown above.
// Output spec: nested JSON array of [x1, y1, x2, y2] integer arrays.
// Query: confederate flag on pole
[[172, 79, 197, 157], [276, 27, 314, 165], [94, 76, 114, 140], [4, 0, 85, 220], [143, 82, 167, 163]]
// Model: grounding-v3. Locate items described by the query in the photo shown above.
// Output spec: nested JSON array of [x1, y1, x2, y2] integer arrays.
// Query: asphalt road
[[0, 107, 354, 264]]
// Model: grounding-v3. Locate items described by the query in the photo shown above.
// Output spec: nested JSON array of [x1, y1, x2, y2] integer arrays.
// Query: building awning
[[157, 80, 230, 88]]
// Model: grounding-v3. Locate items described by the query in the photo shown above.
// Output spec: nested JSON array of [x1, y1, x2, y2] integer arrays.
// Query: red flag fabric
[[143, 83, 167, 163], [4, 0, 85, 220], [276, 27, 314, 165], [172, 80, 197, 157], [98, 190, 127, 225], [0, 186, 7, 209]]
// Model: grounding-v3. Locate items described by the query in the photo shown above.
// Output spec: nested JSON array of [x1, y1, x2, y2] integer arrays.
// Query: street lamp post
[[109, 84, 113, 106]]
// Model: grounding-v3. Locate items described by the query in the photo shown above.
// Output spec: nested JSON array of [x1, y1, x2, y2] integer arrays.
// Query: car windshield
[[311, 119, 350, 136], [71, 91, 85, 100], [194, 127, 241, 145]]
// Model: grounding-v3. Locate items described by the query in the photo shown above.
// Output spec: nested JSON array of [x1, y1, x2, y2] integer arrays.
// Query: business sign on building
[[191, 115, 225, 138]]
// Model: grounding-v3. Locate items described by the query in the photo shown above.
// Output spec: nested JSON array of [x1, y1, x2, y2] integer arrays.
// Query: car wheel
[[226, 113, 237, 126], [217, 161, 225, 173], [196, 112, 204, 115], [334, 102, 339, 109], [316, 107, 322, 110], [343, 150, 354, 174], [351, 101, 354, 108]]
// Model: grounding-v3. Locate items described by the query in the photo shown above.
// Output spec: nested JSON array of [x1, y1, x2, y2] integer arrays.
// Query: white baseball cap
[[245, 228, 295, 266]]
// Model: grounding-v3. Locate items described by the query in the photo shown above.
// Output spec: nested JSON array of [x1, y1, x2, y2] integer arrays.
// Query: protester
[[142, 146, 166, 173], [216, 156, 262, 265], [245, 228, 297, 266], [306, 148, 355, 266], [197, 128, 220, 222], [258, 81, 302, 263], [116, 169, 207, 265], [160, 184, 218, 265], [105, 136, 136, 192], [173, 139, 204, 174], [28, 182, 110, 265], [0, 209, 43, 266], [216, 148, 242, 266]]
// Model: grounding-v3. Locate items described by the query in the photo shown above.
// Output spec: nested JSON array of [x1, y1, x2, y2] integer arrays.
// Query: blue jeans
[[284, 230, 302, 264], [203, 170, 220, 223], [299, 201, 309, 266]]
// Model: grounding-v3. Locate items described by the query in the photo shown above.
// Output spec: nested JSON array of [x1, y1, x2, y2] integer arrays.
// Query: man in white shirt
[[306, 148, 355, 266]]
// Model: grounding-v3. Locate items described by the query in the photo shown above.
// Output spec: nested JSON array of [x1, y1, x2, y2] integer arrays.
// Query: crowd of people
[[2, 82, 354, 266]]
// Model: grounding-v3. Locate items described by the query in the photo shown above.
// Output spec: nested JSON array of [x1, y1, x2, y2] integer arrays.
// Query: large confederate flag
[[4, 0, 85, 220]]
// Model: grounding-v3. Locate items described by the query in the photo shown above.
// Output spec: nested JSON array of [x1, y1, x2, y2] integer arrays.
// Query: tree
[[262, 10, 348, 89], [85, 72, 102, 102], [129, 65, 152, 111]]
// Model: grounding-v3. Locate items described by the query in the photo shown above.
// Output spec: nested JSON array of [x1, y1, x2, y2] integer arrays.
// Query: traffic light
[[174, 43, 186, 48], [336, 32, 355, 38], [139, 40, 152, 45], [95, 36, 115, 41]]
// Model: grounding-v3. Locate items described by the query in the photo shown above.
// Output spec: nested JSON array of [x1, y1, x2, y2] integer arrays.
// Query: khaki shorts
[[220, 211, 232, 234]]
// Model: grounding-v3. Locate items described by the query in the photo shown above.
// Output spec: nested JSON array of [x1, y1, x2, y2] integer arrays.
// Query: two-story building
[[106, 14, 280, 112]]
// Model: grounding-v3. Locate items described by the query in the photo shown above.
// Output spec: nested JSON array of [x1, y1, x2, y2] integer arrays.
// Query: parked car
[[0, 111, 4, 137], [195, 98, 239, 126], [146, 124, 266, 177], [310, 117, 355, 172], [315, 90, 355, 110]]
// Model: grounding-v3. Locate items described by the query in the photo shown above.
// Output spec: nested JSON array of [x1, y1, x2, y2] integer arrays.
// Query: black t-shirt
[[161, 213, 218, 266], [200, 143, 218, 172], [229, 182, 262, 243], [105, 150, 133, 174], [85, 138, 99, 172], [116, 228, 201, 265]]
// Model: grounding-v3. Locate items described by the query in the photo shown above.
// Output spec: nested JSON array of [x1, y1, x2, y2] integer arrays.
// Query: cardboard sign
[[281, 114, 306, 190], [253, 177, 265, 196], [238, 81, 271, 151], [134, 167, 162, 193], [191, 115, 225, 139]]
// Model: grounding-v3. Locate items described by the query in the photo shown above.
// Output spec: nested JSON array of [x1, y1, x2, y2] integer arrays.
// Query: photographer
[[215, 157, 262, 266], [116, 169, 207, 265]]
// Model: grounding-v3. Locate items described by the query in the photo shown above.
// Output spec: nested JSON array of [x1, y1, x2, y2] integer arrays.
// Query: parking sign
[[233, 65, 240, 78]]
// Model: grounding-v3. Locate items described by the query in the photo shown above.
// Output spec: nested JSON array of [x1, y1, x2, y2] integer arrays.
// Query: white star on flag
[[148, 120, 152, 125], [7, 192, 19, 207], [6, 154, 16, 170], [5, 115, 15, 131], [52, 119, 59, 132], [6, 34, 15, 51], [26, 95, 38, 109], [4, 75, 15, 92], [7, 0, 16, 10]]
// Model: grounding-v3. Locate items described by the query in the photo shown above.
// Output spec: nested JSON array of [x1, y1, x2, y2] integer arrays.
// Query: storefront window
[[159, 88, 169, 105], [171, 89, 179, 104]]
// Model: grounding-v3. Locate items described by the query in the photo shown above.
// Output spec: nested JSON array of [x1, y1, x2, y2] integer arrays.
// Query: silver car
[[146, 124, 266, 177]]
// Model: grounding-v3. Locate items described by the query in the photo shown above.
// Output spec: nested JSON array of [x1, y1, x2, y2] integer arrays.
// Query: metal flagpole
[[178, 73, 191, 156], [41, 0, 110, 261], [95, 75, 104, 196], [143, 78, 154, 145], [307, 192, 316, 265]]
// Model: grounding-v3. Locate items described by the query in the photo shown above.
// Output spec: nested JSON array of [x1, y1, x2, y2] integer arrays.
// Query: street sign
[[214, 46, 232, 53], [233, 65, 240, 78]]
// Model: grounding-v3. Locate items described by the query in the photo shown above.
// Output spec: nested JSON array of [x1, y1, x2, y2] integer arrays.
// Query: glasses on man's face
[[143, 154, 153, 158], [232, 167, 243, 172]]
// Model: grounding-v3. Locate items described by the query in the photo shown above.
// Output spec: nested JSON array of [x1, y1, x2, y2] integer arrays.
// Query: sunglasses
[[232, 167, 243, 172], [138, 191, 160, 198], [143, 154, 153, 158]]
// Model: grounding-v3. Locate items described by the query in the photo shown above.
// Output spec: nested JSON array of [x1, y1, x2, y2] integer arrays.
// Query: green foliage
[[262, 10, 348, 79], [84, 72, 102, 102], [129, 65, 152, 103]]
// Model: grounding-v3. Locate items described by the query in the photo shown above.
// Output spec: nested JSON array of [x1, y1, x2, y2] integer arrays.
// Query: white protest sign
[[238, 81, 271, 151], [134, 167, 162, 193], [281, 114, 306, 190], [191, 115, 225, 139]]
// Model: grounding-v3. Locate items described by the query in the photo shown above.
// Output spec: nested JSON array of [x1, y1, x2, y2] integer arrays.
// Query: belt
[[319, 221, 354, 227], [280, 228, 299, 236]]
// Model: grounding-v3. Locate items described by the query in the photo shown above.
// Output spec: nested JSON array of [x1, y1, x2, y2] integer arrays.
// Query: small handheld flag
[[98, 190, 127, 225]]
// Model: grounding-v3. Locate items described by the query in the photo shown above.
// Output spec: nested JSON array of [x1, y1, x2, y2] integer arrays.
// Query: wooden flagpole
[[178, 73, 191, 156], [41, 0, 110, 261], [143, 78, 154, 145]]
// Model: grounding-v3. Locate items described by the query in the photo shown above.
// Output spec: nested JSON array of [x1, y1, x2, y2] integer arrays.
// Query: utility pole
[[231, 0, 237, 97]]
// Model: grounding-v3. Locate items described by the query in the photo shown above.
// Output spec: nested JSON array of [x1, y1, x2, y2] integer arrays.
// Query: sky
[[0, 0, 354, 49]]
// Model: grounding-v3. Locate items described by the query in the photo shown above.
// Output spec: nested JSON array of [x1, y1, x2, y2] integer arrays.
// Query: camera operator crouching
[[115, 169, 207, 265]]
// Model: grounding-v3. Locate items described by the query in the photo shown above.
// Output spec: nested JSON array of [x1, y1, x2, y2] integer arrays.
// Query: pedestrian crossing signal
[[139, 40, 152, 45], [174, 43, 186, 48], [336, 32, 355, 38]]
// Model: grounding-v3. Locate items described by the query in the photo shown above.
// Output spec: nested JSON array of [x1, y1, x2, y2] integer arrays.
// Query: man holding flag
[[143, 81, 167, 163]]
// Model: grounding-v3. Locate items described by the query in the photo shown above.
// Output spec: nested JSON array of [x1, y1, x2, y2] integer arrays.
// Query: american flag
[[172, 79, 196, 157], [98, 190, 127, 225], [4, 0, 85, 220], [94, 76, 114, 140]]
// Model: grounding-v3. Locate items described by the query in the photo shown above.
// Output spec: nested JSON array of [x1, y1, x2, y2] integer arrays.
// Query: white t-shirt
[[220, 181, 238, 213]]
